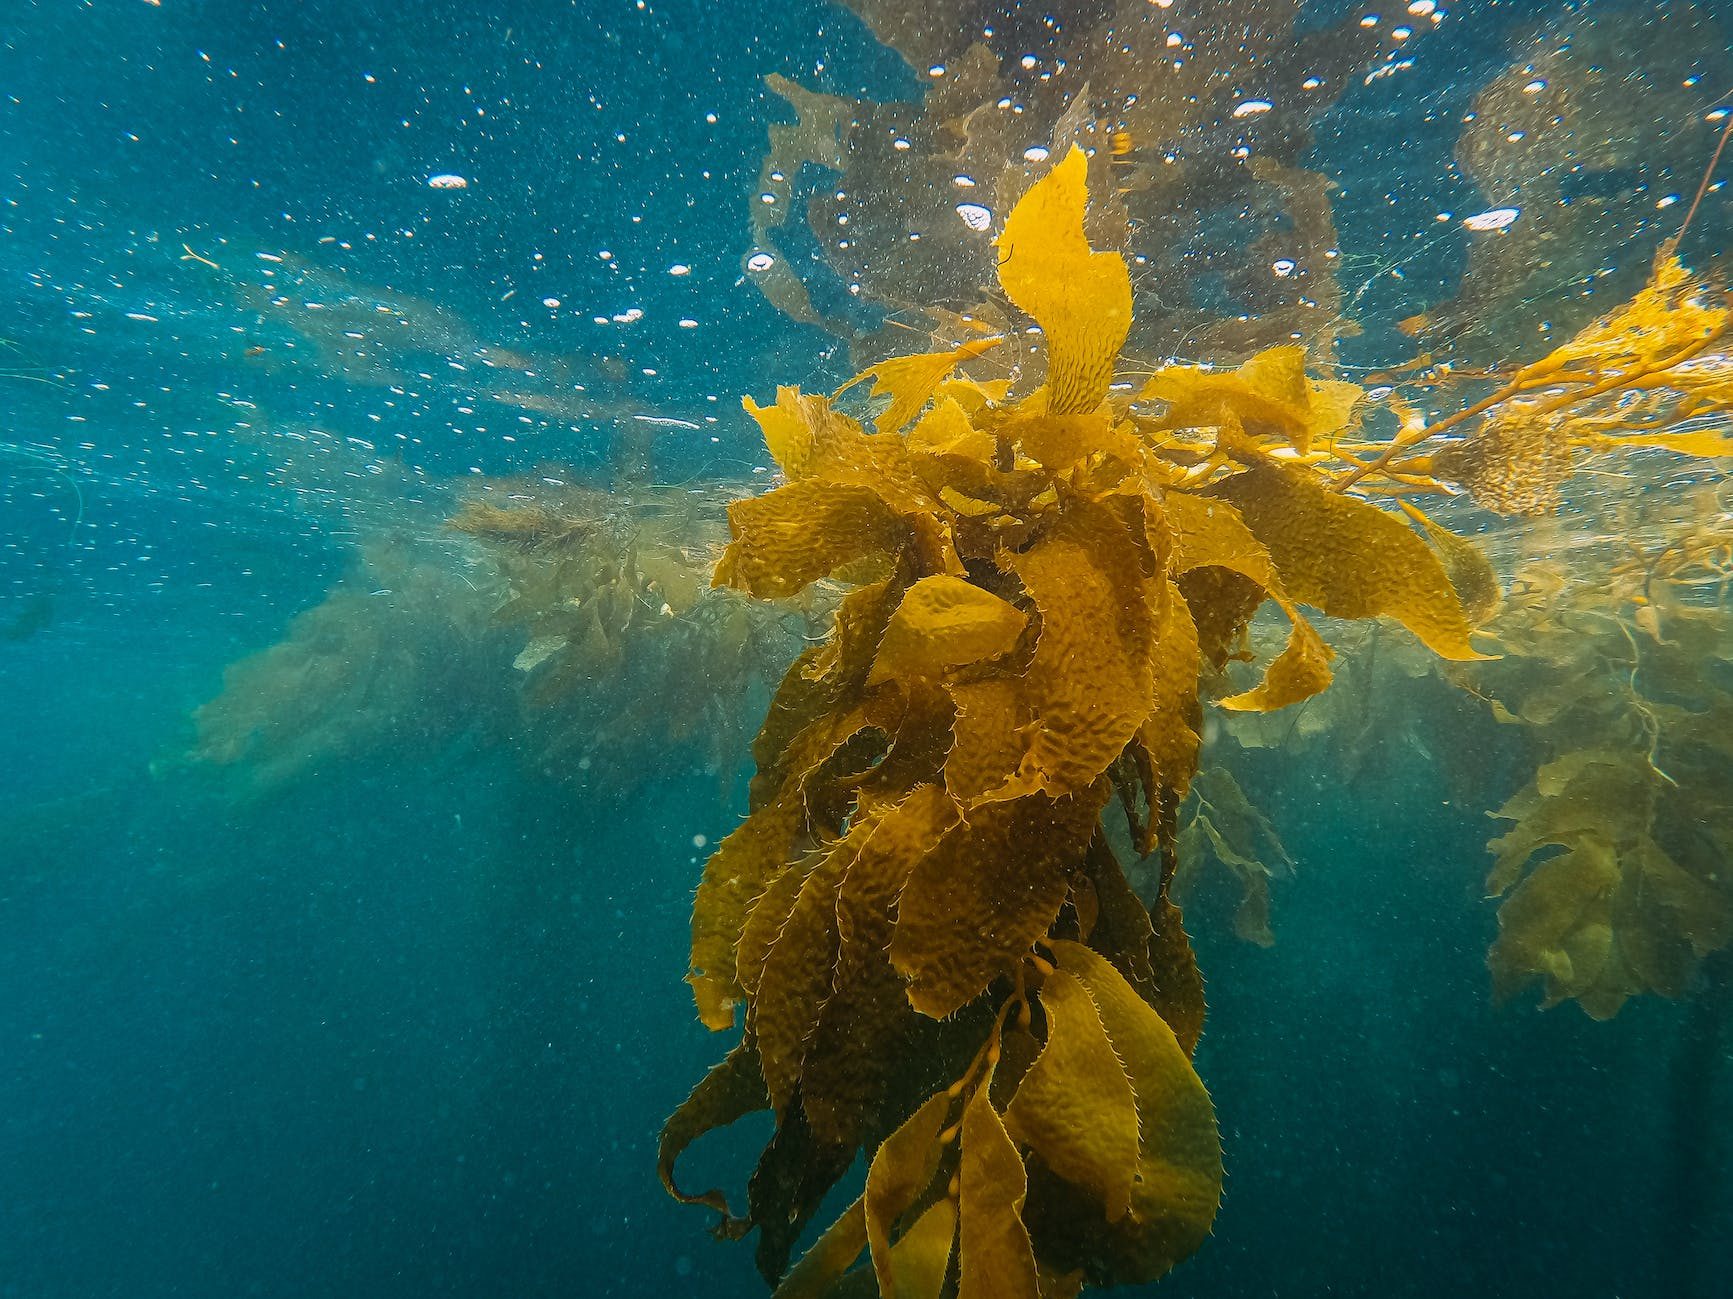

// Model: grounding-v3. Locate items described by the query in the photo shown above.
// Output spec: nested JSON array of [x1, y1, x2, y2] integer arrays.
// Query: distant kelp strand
[[178, 540, 515, 797], [175, 485, 811, 806], [447, 482, 815, 800], [1455, 489, 1733, 1020]]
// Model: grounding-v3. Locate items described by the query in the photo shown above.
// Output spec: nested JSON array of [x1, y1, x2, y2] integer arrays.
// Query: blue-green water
[[2, 1, 1730, 1296]]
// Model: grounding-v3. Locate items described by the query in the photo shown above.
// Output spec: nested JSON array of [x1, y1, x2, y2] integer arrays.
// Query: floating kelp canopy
[[1425, 3, 1733, 362], [747, 0, 1731, 379], [747, 0, 1395, 367]]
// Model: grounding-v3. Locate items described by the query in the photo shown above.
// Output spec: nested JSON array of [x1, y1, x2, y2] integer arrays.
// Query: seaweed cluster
[[1464, 490, 1733, 1019], [182, 540, 514, 795], [662, 150, 1493, 1295], [448, 484, 809, 798], [180, 484, 806, 805]]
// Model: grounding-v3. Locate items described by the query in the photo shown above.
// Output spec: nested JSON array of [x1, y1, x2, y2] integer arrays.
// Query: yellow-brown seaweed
[[661, 147, 1493, 1295]]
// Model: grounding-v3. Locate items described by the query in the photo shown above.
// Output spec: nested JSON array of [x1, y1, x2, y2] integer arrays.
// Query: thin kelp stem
[[1337, 317, 1731, 494], [1, 442, 85, 545], [1666, 103, 1732, 255], [1332, 374, 1539, 491]]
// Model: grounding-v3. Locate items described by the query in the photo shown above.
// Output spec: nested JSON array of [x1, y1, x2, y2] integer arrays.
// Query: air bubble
[[955, 203, 993, 232], [1462, 207, 1520, 232]]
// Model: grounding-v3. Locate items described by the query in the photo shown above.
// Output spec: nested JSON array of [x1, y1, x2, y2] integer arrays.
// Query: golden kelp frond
[[1212, 461, 1488, 660], [1540, 255, 1727, 374], [1159, 491, 1335, 712], [744, 386, 827, 478], [996, 146, 1132, 414], [1216, 615, 1335, 715], [1398, 502, 1502, 627], [891, 790, 1106, 1018], [837, 336, 1006, 435], [1140, 345, 1362, 456], [866, 575, 1024, 685], [1025, 941, 1223, 1287], [998, 500, 1156, 795], [1004, 968, 1141, 1221], [958, 1080, 1042, 1299], [715, 479, 913, 599], [666, 151, 1486, 1294]]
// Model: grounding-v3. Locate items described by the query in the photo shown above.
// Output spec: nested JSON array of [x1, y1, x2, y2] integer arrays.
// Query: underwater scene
[[3, 0, 1732, 1295]]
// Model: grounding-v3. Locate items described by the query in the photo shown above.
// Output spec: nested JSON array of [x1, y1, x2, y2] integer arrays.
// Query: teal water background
[[1, 2, 1728, 1296]]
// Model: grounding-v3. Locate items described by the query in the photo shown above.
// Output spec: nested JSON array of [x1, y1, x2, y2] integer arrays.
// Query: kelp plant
[[1459, 487, 1733, 1020], [659, 149, 1492, 1295]]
